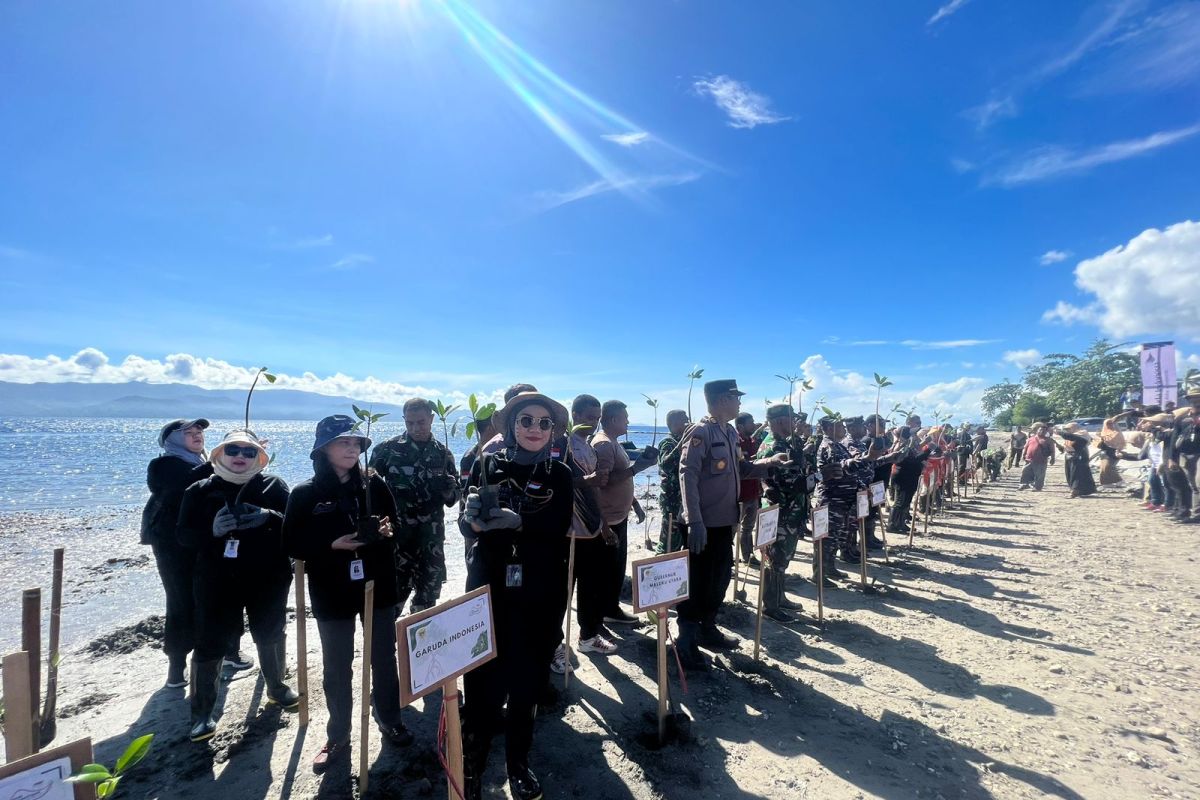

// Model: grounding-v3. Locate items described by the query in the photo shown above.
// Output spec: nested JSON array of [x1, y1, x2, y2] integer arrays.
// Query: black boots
[[166, 653, 188, 689], [258, 638, 300, 711], [675, 620, 711, 672], [189, 657, 222, 742], [507, 761, 544, 800], [699, 613, 739, 651]]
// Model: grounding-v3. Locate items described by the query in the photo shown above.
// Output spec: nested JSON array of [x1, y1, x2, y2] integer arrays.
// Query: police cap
[[703, 379, 746, 403]]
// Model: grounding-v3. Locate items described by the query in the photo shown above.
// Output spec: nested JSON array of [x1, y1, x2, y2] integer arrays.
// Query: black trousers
[[604, 518, 629, 616], [193, 562, 290, 660], [574, 535, 609, 640], [316, 606, 403, 744], [678, 525, 733, 623], [889, 483, 917, 530], [463, 623, 550, 773], [1167, 467, 1193, 517], [152, 542, 196, 659]]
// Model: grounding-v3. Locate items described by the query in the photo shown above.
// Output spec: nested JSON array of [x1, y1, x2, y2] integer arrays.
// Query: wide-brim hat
[[211, 429, 270, 471], [158, 418, 210, 447], [1058, 422, 1083, 434], [310, 414, 371, 459], [492, 392, 569, 437]]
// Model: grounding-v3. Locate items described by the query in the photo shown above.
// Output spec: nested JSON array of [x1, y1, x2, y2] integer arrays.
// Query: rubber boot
[[189, 657, 222, 742], [258, 638, 300, 711], [699, 612, 738, 652], [675, 620, 710, 672], [462, 724, 493, 800]]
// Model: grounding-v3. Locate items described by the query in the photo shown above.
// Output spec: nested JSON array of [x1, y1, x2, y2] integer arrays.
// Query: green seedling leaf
[[466, 421, 476, 439], [115, 733, 155, 775], [98, 778, 119, 798], [263, 373, 277, 384], [66, 765, 112, 783], [370, 412, 388, 423]]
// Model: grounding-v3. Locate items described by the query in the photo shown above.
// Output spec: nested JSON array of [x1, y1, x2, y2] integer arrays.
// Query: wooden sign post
[[812, 506, 829, 627], [734, 506, 759, 603], [0, 736, 94, 799], [751, 505, 780, 661], [562, 534, 577, 689], [398, 587, 498, 800], [293, 560, 309, 727], [41, 547, 65, 746], [869, 481, 889, 563], [21, 588, 42, 752], [358, 580, 374, 795], [631, 550, 689, 745], [3, 651, 34, 760]]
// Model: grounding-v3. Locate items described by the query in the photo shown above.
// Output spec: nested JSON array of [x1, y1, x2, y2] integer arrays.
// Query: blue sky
[[1, 0, 1198, 422]]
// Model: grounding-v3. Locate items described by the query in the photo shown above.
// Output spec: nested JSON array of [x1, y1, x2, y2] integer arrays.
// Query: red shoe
[[1142, 502, 1154, 509], [1152, 505, 1167, 512], [312, 741, 348, 774]]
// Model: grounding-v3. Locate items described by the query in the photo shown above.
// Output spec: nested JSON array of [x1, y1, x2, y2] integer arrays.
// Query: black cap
[[703, 379, 745, 403], [158, 418, 210, 447], [843, 415, 865, 426], [310, 414, 371, 459], [818, 415, 839, 428], [766, 404, 794, 421]]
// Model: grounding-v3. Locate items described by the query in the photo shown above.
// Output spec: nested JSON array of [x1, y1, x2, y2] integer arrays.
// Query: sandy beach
[[9, 444, 1200, 800]]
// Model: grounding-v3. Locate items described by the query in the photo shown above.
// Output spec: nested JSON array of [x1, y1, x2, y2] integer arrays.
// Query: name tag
[[224, 538, 239, 559], [350, 559, 365, 581], [505, 564, 523, 588]]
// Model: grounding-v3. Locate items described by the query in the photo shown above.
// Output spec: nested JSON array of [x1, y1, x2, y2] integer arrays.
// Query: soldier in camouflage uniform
[[369, 398, 461, 613], [814, 416, 884, 584], [844, 416, 884, 550], [655, 409, 689, 554], [757, 404, 809, 623]]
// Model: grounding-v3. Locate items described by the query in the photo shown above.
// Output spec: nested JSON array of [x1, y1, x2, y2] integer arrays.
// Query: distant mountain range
[[0, 381, 410, 420]]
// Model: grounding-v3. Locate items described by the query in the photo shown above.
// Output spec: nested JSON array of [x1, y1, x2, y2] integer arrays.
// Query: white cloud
[[693, 76, 789, 129], [601, 132, 650, 147], [985, 123, 1200, 186], [912, 376, 987, 416], [796, 355, 986, 420], [1002, 348, 1042, 368], [534, 172, 701, 210], [0, 349, 479, 405], [967, 95, 1017, 129], [1034, 1, 1138, 81], [950, 157, 976, 174], [330, 253, 374, 270], [1040, 249, 1071, 265], [1083, 3, 1200, 94], [928, 0, 971, 26], [838, 338, 1000, 349], [292, 234, 334, 248], [1042, 219, 1200, 340]]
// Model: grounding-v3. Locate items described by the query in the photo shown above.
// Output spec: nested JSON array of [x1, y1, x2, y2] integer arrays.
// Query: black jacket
[[283, 467, 400, 620], [893, 446, 932, 492], [177, 473, 291, 577], [141, 456, 213, 546]]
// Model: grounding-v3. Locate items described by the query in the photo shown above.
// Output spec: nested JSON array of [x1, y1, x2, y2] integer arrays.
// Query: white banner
[[1141, 342, 1177, 407]]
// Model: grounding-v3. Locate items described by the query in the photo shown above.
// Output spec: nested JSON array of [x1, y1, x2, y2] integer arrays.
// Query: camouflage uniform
[[655, 433, 684, 553], [369, 435, 460, 612], [844, 429, 879, 547], [757, 428, 809, 612], [814, 436, 868, 572]]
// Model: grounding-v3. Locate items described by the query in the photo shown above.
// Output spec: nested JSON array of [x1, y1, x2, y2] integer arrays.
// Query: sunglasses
[[517, 415, 554, 432], [223, 445, 259, 459]]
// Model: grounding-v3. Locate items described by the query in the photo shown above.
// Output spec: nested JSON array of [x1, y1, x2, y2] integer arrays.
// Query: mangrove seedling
[[686, 365, 704, 419], [66, 733, 154, 798], [351, 404, 389, 543], [465, 393, 498, 441], [432, 399, 460, 453], [642, 394, 660, 446], [243, 367, 276, 432], [872, 373, 893, 436], [775, 373, 800, 407]]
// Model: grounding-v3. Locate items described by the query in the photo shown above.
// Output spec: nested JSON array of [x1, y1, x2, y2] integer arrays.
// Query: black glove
[[633, 446, 660, 472], [235, 505, 272, 529], [212, 508, 239, 537]]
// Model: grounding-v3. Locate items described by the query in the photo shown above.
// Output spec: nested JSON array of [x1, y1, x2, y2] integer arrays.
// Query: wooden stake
[[908, 478, 919, 549], [815, 542, 825, 627], [40, 548, 64, 744], [563, 535, 577, 690], [923, 474, 933, 537], [21, 588, 41, 752], [3, 651, 34, 760], [358, 580, 375, 795], [877, 506, 890, 564], [752, 557, 767, 661], [294, 560, 309, 727], [656, 611, 668, 744], [442, 678, 464, 800], [858, 518, 868, 590]]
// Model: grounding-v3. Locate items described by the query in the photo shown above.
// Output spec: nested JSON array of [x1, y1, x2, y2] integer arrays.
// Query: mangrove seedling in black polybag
[[351, 404, 389, 544]]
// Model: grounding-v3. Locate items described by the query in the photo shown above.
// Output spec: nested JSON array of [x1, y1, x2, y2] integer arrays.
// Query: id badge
[[350, 559, 365, 581], [224, 538, 239, 559], [505, 564, 523, 588]]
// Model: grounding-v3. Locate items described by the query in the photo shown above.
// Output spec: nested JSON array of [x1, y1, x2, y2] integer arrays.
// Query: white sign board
[[812, 505, 830, 541], [755, 505, 780, 549], [631, 551, 690, 612], [856, 490, 870, 519], [870, 481, 886, 507], [0, 756, 73, 800], [398, 586, 496, 705]]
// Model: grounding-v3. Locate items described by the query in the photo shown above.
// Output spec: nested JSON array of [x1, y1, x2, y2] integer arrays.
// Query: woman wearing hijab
[[459, 392, 574, 800], [1057, 423, 1097, 498], [178, 430, 297, 742], [141, 419, 212, 688], [283, 415, 410, 774]]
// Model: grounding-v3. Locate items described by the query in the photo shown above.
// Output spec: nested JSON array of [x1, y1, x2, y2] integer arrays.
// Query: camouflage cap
[[843, 415, 865, 426], [765, 403, 794, 420]]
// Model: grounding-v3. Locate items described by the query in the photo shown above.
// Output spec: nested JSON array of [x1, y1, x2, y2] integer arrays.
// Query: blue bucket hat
[[310, 414, 371, 459]]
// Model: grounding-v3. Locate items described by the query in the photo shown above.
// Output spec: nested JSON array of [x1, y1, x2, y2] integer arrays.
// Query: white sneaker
[[550, 643, 574, 674], [578, 634, 618, 655]]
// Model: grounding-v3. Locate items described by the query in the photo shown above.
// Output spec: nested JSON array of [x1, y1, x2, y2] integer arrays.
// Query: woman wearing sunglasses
[[283, 415, 410, 774], [459, 392, 574, 800], [177, 430, 297, 742]]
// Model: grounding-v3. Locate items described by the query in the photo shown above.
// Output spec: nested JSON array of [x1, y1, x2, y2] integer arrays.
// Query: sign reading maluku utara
[[631, 551, 690, 613], [397, 586, 497, 705]]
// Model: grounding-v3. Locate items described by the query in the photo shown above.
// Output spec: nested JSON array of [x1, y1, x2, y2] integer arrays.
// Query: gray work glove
[[463, 492, 483, 527], [476, 508, 522, 531], [632, 446, 659, 473], [236, 505, 272, 529], [212, 508, 239, 537], [688, 523, 707, 554]]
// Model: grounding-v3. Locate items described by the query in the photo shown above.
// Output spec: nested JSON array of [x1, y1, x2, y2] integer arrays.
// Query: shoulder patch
[[690, 436, 703, 447]]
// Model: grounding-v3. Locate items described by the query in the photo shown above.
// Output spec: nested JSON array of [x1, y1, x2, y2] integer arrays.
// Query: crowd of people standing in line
[[139, 379, 1200, 799]]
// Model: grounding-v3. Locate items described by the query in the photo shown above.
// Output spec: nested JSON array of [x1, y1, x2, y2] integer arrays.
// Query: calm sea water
[[0, 418, 665, 652]]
